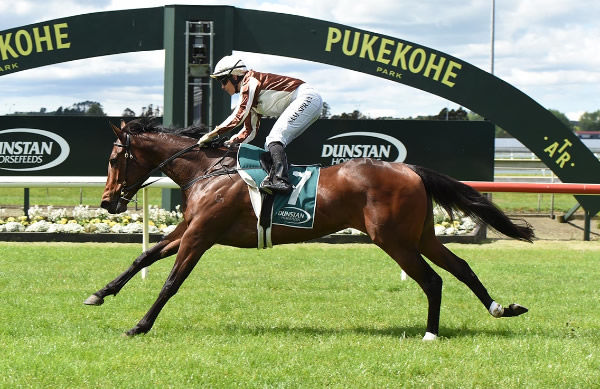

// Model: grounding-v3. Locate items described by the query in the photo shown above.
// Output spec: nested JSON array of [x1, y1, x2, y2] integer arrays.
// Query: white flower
[[62, 223, 84, 233], [434, 225, 446, 235], [110, 224, 124, 233], [93, 208, 109, 219], [48, 207, 68, 222], [123, 222, 143, 234], [162, 224, 178, 235], [461, 217, 476, 230], [25, 220, 51, 232], [72, 205, 93, 220], [91, 223, 111, 234], [46, 223, 83, 233], [4, 222, 25, 232], [27, 205, 45, 219]]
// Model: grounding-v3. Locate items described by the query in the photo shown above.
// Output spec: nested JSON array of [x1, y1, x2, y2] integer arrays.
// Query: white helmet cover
[[211, 55, 248, 78]]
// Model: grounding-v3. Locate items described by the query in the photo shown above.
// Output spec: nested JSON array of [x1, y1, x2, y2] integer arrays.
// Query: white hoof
[[83, 294, 104, 306], [423, 332, 437, 341], [489, 301, 504, 318]]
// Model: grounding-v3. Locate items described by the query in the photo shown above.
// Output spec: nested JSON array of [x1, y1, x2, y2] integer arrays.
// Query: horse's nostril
[[100, 200, 110, 210]]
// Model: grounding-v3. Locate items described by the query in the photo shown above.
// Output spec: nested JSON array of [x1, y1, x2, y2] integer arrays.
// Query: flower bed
[[0, 204, 477, 237], [433, 205, 477, 236], [0, 205, 183, 234]]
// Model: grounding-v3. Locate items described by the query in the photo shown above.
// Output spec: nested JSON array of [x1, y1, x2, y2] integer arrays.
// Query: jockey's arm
[[227, 112, 261, 144], [199, 78, 257, 145]]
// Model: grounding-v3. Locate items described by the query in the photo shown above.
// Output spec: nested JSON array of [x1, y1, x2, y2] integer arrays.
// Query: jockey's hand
[[224, 136, 241, 147], [197, 130, 218, 146]]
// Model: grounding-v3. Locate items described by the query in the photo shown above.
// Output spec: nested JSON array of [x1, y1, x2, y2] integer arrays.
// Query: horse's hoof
[[123, 325, 146, 337], [83, 294, 104, 306], [422, 332, 438, 341], [489, 301, 504, 318], [503, 303, 528, 317]]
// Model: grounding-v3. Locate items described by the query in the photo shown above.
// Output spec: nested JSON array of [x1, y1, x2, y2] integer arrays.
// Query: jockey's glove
[[197, 130, 219, 146]]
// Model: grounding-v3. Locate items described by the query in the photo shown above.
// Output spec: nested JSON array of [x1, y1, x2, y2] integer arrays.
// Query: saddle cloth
[[237, 144, 320, 247]]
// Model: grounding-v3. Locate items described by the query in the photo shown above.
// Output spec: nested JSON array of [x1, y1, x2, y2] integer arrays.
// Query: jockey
[[198, 55, 323, 195]]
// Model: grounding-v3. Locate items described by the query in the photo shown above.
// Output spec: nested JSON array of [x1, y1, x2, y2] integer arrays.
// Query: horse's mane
[[124, 117, 208, 140]]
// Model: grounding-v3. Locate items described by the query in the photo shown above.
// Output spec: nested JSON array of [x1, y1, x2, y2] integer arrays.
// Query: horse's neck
[[147, 135, 232, 187], [144, 135, 201, 186]]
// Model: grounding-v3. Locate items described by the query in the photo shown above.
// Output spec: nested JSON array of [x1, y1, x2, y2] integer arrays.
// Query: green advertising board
[[1, 5, 599, 214], [0, 116, 138, 176]]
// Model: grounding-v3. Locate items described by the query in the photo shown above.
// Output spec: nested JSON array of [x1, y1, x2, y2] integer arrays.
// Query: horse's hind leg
[[83, 222, 185, 306], [378, 242, 443, 340], [418, 228, 528, 318]]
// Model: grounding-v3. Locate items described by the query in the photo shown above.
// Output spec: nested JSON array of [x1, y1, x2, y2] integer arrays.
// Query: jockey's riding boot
[[260, 142, 293, 195]]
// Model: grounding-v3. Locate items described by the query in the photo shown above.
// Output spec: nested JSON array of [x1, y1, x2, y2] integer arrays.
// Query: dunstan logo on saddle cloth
[[276, 206, 312, 225]]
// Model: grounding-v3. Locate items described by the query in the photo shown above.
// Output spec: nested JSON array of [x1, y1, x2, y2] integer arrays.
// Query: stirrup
[[260, 178, 292, 195]]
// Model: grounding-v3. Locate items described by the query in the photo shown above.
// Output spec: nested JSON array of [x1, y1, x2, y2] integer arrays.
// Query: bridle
[[113, 133, 237, 203]]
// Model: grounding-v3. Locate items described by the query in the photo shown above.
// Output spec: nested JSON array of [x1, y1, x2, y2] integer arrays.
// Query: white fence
[[0, 176, 178, 279]]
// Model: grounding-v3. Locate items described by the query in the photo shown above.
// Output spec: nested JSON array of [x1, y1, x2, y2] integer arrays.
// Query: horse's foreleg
[[83, 222, 185, 306], [124, 234, 209, 336], [419, 232, 528, 319]]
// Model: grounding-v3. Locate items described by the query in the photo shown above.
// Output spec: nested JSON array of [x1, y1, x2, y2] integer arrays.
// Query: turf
[[0, 241, 598, 387]]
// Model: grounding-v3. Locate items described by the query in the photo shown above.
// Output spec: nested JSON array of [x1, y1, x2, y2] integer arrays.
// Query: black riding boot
[[260, 142, 293, 195]]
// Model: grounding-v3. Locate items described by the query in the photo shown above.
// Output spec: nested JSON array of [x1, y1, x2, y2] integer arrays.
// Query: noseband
[[113, 133, 137, 202]]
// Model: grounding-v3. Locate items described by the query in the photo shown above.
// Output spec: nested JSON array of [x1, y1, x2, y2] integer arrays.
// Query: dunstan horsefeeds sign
[[0, 128, 69, 171]]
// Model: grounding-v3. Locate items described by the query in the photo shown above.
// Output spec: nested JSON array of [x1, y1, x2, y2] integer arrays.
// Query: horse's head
[[101, 120, 152, 214]]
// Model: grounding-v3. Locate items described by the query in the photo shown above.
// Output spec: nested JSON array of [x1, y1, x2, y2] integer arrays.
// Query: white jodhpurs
[[264, 83, 323, 148]]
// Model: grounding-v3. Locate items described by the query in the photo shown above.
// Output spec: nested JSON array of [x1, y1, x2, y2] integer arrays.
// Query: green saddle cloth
[[237, 143, 320, 229]]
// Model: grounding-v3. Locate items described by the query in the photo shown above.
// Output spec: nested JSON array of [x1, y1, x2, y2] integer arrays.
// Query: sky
[[0, 0, 599, 120]]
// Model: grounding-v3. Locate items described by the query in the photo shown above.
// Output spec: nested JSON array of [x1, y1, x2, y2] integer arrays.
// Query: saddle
[[236, 144, 320, 248]]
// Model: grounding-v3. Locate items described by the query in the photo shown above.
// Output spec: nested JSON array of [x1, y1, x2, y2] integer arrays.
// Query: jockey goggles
[[213, 59, 245, 86]]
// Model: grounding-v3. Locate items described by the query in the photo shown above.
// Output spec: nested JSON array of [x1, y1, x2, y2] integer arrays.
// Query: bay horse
[[85, 118, 533, 340]]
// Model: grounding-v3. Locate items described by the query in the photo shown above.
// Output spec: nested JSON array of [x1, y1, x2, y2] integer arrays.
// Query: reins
[[114, 133, 237, 202]]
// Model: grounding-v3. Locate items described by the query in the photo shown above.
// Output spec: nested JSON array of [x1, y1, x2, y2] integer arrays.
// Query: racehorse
[[85, 118, 534, 340]]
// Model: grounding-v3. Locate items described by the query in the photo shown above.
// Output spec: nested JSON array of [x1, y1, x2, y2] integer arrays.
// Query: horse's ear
[[120, 119, 126, 130], [111, 123, 122, 138]]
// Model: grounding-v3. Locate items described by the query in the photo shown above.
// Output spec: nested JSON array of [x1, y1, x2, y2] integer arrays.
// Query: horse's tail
[[408, 164, 534, 242]]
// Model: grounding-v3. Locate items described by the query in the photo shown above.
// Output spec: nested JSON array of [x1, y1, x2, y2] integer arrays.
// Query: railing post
[[584, 210, 591, 241], [141, 187, 149, 279], [24, 188, 30, 220]]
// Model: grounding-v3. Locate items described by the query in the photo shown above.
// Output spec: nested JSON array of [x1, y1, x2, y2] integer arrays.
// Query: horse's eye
[[109, 158, 118, 167]]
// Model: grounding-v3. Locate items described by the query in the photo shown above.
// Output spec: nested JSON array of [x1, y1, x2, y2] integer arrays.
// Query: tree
[[86, 102, 106, 116], [435, 107, 468, 120], [579, 110, 600, 131], [549, 109, 573, 131], [122, 108, 136, 117], [141, 104, 158, 117], [466, 110, 511, 137], [62, 100, 106, 116], [330, 109, 369, 119], [321, 102, 331, 118]]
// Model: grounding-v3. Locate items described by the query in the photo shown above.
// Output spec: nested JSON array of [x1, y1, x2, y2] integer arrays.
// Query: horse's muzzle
[[101, 197, 127, 214]]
